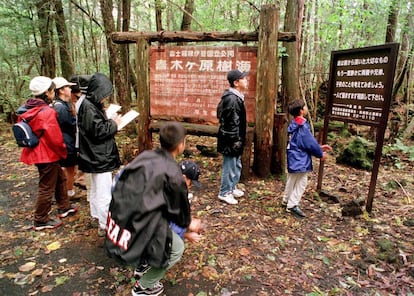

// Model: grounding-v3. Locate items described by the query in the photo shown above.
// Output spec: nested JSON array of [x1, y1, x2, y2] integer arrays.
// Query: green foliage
[[388, 139, 414, 161], [336, 136, 375, 170], [383, 139, 414, 168]]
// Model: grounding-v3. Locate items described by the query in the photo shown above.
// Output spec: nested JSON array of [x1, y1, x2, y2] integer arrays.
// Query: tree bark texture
[[111, 30, 295, 44], [35, 0, 56, 78], [120, 0, 132, 109], [99, 0, 128, 106], [136, 39, 152, 152], [155, 0, 163, 31], [181, 0, 195, 31], [276, 0, 304, 176], [253, 4, 279, 178], [386, 0, 399, 43], [53, 0, 75, 78]]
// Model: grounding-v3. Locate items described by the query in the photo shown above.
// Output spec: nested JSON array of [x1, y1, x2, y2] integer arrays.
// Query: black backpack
[[12, 108, 44, 148]]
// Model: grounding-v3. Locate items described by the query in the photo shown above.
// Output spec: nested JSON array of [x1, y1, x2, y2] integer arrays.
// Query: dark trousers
[[34, 162, 70, 223]]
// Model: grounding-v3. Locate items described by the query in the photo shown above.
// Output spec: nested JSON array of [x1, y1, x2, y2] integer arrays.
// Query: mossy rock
[[336, 136, 375, 170], [376, 238, 394, 252]]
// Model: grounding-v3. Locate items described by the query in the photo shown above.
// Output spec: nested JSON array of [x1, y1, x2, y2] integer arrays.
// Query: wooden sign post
[[317, 43, 399, 212], [149, 46, 257, 124]]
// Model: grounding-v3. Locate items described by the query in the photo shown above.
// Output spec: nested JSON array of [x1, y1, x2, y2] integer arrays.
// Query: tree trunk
[[53, 0, 75, 77], [35, 0, 56, 78], [253, 5, 279, 178], [155, 0, 163, 31], [99, 0, 128, 106], [120, 0, 132, 108], [180, 0, 194, 31], [275, 0, 304, 175], [386, 0, 399, 43], [136, 39, 152, 152]]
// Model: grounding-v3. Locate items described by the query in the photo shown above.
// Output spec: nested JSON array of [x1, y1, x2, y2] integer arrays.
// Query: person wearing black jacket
[[77, 72, 121, 236], [105, 122, 190, 296], [216, 69, 248, 205]]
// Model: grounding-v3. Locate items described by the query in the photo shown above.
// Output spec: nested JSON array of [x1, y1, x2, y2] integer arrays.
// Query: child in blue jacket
[[283, 99, 332, 218]]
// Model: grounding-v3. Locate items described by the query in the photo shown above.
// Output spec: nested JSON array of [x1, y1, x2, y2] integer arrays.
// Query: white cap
[[29, 76, 53, 96], [53, 77, 76, 90]]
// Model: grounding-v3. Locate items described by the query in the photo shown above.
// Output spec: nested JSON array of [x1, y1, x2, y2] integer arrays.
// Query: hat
[[53, 77, 76, 90], [180, 160, 201, 188], [29, 76, 53, 96], [227, 69, 248, 84], [70, 75, 92, 94]]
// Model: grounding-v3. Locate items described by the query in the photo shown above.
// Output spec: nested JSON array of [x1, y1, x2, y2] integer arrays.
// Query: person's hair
[[159, 122, 186, 152], [288, 98, 305, 117], [36, 82, 56, 101]]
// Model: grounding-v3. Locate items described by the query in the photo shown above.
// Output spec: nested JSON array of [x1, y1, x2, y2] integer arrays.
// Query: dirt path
[[1, 123, 413, 295]]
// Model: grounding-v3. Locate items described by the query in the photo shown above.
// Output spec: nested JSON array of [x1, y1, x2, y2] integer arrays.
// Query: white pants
[[90, 172, 112, 229], [284, 172, 308, 209]]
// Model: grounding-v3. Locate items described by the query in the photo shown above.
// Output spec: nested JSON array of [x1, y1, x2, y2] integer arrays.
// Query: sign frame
[[317, 43, 399, 212]]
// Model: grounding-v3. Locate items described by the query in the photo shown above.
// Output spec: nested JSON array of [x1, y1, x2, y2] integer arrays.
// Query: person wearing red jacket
[[18, 76, 78, 231]]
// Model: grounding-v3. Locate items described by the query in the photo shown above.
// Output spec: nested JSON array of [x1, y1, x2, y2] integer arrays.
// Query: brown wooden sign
[[326, 43, 399, 127], [149, 46, 257, 124], [318, 43, 399, 212]]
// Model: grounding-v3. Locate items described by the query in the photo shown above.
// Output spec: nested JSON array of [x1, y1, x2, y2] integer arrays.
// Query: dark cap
[[227, 69, 248, 85], [180, 160, 201, 188], [69, 74, 92, 94]]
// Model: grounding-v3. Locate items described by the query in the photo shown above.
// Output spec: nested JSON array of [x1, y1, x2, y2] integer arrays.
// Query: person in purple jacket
[[283, 99, 332, 218]]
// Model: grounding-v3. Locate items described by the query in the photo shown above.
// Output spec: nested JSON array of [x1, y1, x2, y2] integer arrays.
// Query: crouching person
[[105, 122, 191, 296]]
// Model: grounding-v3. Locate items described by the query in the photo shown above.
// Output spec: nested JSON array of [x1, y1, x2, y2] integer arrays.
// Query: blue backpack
[[12, 108, 44, 148]]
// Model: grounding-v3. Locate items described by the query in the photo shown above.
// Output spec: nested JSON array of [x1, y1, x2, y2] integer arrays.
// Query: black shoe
[[33, 219, 63, 231], [134, 263, 151, 278], [132, 281, 164, 296], [280, 201, 287, 208], [58, 205, 79, 218], [287, 206, 306, 218]]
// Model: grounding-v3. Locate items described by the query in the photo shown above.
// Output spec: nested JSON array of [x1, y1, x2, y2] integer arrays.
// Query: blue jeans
[[219, 155, 242, 196]]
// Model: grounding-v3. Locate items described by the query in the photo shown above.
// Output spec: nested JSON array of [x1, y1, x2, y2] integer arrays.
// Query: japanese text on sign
[[328, 47, 397, 126], [150, 46, 257, 124]]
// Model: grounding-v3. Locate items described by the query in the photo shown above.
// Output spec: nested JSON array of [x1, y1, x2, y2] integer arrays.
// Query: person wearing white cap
[[17, 76, 78, 231], [52, 77, 78, 200]]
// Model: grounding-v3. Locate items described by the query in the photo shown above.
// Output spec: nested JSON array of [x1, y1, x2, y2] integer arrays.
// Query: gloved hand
[[232, 141, 242, 151]]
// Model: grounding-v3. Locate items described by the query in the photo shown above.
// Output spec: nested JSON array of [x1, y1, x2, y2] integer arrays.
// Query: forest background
[[0, 1, 414, 295], [0, 0, 412, 134]]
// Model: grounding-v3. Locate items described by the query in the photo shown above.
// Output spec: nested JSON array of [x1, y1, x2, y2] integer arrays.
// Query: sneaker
[[280, 200, 287, 208], [218, 192, 238, 205], [33, 219, 63, 231], [134, 263, 151, 278], [132, 280, 164, 296], [57, 205, 79, 218], [232, 188, 244, 198], [287, 205, 306, 218], [97, 227, 106, 237]]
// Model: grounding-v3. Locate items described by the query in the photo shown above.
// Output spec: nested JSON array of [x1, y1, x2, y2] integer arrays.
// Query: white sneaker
[[218, 193, 238, 205], [232, 188, 244, 198]]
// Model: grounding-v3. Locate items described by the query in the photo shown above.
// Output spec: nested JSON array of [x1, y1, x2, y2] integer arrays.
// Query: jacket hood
[[287, 117, 306, 133], [24, 98, 48, 109], [86, 73, 113, 106]]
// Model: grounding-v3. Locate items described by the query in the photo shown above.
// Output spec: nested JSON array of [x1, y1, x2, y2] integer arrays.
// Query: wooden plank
[[111, 30, 296, 44]]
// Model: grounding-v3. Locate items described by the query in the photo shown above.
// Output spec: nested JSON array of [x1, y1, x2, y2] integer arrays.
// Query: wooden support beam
[[253, 4, 279, 178], [111, 30, 296, 44]]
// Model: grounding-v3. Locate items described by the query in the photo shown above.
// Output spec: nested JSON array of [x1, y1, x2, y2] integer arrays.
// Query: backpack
[[12, 108, 44, 148]]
